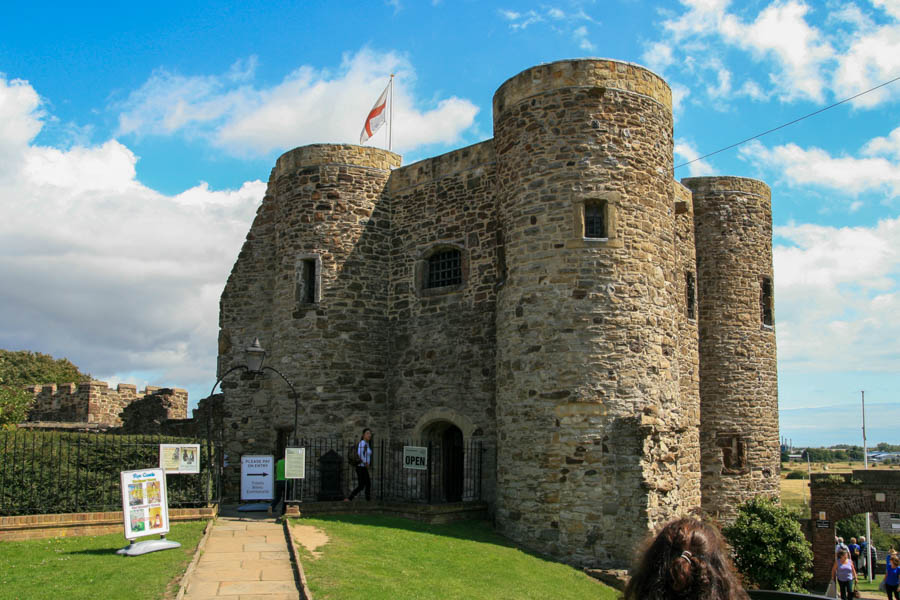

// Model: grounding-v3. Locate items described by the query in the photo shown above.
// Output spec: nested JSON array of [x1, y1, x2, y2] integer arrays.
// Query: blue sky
[[1, 0, 899, 447]]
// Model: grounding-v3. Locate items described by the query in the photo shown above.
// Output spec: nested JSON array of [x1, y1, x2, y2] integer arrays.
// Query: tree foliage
[[0, 349, 92, 427], [723, 496, 813, 592]]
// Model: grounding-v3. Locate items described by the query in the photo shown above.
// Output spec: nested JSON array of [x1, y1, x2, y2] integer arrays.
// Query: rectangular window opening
[[296, 258, 317, 305], [584, 201, 607, 239], [686, 271, 696, 320], [761, 276, 773, 326], [427, 250, 462, 289]]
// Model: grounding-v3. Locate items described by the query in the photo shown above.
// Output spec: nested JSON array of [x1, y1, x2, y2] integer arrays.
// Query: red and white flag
[[360, 83, 389, 145]]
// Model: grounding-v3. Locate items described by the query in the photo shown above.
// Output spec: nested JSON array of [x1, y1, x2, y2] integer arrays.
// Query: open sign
[[403, 446, 428, 471]]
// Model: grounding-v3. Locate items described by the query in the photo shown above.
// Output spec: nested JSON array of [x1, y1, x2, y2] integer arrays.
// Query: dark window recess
[[761, 276, 774, 326], [296, 259, 317, 304], [426, 249, 462, 289], [584, 202, 607, 238], [686, 271, 696, 320], [717, 433, 748, 475]]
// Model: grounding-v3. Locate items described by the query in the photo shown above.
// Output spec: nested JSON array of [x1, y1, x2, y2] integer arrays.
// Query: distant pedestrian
[[830, 549, 858, 600], [346, 428, 373, 502], [849, 537, 861, 571], [268, 454, 286, 516], [885, 553, 900, 600], [623, 516, 749, 600], [836, 536, 850, 557]]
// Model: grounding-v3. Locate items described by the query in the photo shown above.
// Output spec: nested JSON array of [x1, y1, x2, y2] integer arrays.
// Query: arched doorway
[[422, 421, 465, 503], [809, 470, 900, 587]]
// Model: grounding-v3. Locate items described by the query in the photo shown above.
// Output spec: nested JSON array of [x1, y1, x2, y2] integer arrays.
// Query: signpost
[[241, 455, 274, 502], [285, 448, 305, 479], [117, 468, 181, 556], [159, 443, 201, 474], [403, 446, 428, 470]]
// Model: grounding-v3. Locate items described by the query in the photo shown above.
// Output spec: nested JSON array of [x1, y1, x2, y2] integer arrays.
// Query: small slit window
[[426, 249, 462, 289], [760, 276, 773, 327], [584, 201, 607, 239], [296, 258, 317, 305], [685, 271, 696, 320]]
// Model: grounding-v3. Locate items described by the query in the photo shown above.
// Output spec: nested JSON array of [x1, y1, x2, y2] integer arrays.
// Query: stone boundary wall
[[25, 381, 188, 428], [0, 506, 217, 541]]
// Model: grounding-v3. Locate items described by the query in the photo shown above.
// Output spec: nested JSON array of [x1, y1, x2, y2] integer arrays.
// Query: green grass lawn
[[0, 520, 208, 600], [290, 515, 618, 600]]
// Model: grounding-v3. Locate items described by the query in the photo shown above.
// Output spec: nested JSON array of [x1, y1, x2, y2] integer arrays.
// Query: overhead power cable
[[674, 74, 900, 170]]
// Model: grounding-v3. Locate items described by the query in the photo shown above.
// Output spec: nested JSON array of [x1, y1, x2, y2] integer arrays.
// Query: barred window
[[686, 271, 696, 320], [760, 276, 773, 326], [296, 258, 318, 305], [426, 249, 462, 289], [584, 201, 607, 239]]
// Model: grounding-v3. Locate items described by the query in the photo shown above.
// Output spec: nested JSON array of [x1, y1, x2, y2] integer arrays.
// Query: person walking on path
[[268, 455, 286, 516], [885, 553, 900, 600], [850, 537, 862, 572], [346, 428, 373, 502], [831, 549, 859, 600]]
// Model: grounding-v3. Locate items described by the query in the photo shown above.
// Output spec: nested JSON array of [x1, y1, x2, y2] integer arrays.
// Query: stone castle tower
[[217, 58, 779, 566]]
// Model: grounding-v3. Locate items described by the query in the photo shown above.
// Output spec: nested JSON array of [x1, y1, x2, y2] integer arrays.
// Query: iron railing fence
[[285, 438, 484, 504], [0, 429, 222, 516]]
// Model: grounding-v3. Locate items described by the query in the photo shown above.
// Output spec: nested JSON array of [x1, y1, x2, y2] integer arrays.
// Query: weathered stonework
[[25, 381, 187, 428], [218, 58, 779, 568]]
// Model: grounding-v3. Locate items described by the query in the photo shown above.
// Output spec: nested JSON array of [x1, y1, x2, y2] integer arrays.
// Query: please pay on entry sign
[[403, 446, 428, 470]]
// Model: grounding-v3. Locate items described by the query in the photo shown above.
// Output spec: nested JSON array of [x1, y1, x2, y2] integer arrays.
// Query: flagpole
[[389, 74, 394, 152]]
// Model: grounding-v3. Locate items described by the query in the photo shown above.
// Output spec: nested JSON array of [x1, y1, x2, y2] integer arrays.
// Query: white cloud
[[863, 125, 900, 160], [499, 6, 598, 45], [642, 42, 674, 73], [573, 26, 594, 51], [116, 49, 479, 157], [774, 217, 900, 372], [0, 75, 264, 401], [833, 19, 900, 108], [675, 139, 715, 175], [739, 139, 900, 198]]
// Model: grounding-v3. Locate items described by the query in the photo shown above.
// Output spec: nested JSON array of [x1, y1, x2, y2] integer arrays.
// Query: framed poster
[[240, 455, 274, 501], [285, 447, 305, 479], [120, 468, 170, 540], [159, 443, 201, 474]]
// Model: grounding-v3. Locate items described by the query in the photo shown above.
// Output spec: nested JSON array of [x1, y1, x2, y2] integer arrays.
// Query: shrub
[[785, 470, 807, 480], [723, 496, 813, 592]]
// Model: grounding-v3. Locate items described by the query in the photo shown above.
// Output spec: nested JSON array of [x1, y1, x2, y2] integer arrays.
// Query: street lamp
[[206, 338, 301, 501]]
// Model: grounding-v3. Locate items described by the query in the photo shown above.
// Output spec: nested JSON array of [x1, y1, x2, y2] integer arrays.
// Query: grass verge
[[0, 520, 207, 600], [290, 515, 617, 600]]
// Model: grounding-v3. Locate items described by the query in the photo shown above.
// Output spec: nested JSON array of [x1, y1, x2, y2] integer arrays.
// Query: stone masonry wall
[[686, 176, 780, 522], [492, 59, 698, 567], [26, 381, 187, 428], [218, 144, 401, 495]]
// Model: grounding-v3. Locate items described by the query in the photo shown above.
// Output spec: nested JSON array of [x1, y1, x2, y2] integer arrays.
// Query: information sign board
[[159, 443, 201, 474], [285, 448, 305, 479], [241, 455, 274, 501], [816, 520, 832, 528], [403, 446, 428, 470], [120, 468, 170, 540]]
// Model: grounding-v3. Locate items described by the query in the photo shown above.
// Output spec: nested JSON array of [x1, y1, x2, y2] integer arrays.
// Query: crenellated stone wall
[[217, 58, 780, 569], [25, 381, 187, 428]]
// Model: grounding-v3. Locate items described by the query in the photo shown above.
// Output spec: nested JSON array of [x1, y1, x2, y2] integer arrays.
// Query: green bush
[[0, 430, 219, 515], [785, 470, 807, 479], [723, 496, 813, 592]]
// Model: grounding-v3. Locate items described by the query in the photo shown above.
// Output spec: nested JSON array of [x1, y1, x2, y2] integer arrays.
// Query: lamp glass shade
[[246, 338, 266, 373]]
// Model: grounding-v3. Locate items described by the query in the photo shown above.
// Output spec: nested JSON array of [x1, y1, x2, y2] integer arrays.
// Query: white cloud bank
[[115, 49, 479, 157], [646, 0, 900, 108], [0, 74, 264, 399]]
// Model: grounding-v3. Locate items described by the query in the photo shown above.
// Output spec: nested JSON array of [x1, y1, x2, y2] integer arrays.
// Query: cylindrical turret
[[493, 59, 700, 566], [684, 176, 779, 521], [218, 144, 400, 495]]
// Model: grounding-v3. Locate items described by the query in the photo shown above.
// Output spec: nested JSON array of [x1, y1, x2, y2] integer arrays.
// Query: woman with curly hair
[[623, 517, 749, 600]]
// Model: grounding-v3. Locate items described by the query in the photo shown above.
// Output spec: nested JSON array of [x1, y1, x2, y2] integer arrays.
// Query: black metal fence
[[285, 438, 484, 504], [0, 429, 222, 516]]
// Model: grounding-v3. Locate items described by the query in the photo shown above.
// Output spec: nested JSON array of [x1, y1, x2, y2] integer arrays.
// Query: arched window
[[426, 248, 462, 289]]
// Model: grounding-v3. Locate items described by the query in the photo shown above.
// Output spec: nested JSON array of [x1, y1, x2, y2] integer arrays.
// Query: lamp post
[[207, 338, 300, 502]]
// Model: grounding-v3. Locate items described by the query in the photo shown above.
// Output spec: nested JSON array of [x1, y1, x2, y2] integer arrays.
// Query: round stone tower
[[492, 59, 700, 566], [219, 144, 400, 477], [683, 176, 780, 521]]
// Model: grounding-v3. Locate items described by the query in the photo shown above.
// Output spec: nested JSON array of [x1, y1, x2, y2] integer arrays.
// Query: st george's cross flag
[[360, 83, 389, 145]]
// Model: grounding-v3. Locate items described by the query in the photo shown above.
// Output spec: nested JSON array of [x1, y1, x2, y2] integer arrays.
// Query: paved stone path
[[180, 513, 301, 600]]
